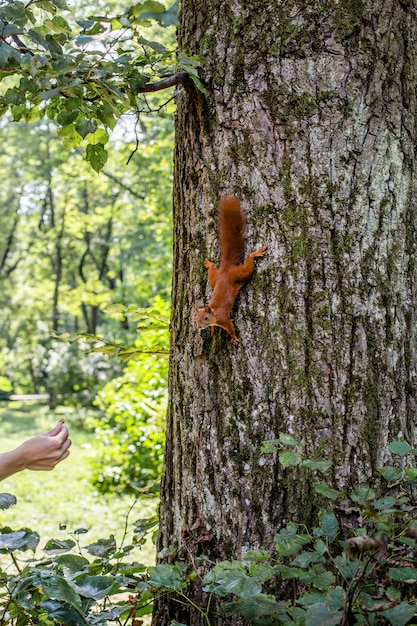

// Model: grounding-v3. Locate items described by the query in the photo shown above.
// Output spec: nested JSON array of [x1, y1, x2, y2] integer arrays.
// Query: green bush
[[0, 493, 158, 626], [144, 437, 417, 625], [1, 438, 417, 625], [88, 299, 169, 495]]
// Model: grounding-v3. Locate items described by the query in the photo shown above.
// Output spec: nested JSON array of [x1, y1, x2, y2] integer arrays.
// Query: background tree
[[153, 0, 417, 623]]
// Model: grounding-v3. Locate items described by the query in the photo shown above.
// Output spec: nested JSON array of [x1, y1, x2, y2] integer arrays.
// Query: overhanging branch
[[137, 71, 189, 93]]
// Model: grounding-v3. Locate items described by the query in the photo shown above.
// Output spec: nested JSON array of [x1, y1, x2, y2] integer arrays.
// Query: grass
[[0, 401, 158, 566]]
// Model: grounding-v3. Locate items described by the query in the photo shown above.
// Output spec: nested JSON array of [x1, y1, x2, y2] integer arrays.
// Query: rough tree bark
[[153, 1, 417, 623]]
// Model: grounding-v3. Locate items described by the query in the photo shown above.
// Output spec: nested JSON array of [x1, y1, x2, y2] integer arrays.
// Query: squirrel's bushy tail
[[218, 197, 246, 267]]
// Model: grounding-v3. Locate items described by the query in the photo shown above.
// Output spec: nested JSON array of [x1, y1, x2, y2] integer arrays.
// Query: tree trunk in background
[[154, 1, 417, 623]]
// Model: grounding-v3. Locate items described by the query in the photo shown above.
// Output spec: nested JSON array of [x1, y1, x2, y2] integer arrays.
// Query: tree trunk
[[153, 1, 417, 623]]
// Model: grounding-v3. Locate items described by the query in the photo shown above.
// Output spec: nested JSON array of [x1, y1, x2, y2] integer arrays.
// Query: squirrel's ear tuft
[[205, 305, 212, 313]]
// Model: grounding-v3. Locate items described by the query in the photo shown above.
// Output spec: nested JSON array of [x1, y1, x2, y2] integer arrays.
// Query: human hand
[[16, 420, 72, 471]]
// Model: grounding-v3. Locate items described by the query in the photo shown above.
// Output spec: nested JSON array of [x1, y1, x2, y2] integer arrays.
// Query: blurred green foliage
[[89, 298, 170, 494], [0, 0, 177, 497]]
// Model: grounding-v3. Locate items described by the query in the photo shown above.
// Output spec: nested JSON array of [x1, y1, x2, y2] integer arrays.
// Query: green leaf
[[223, 594, 287, 619], [389, 567, 417, 582], [203, 561, 262, 598], [405, 467, 417, 482], [34, 1, 57, 14], [12, 104, 27, 121], [73, 574, 118, 600], [86, 142, 108, 172], [260, 439, 280, 454], [274, 523, 311, 556], [75, 117, 97, 138], [248, 563, 276, 583], [305, 604, 343, 626], [389, 440, 412, 456], [147, 563, 184, 591], [300, 565, 336, 589], [314, 481, 343, 500], [351, 486, 376, 502], [380, 602, 416, 626], [0, 493, 17, 510], [55, 554, 90, 574], [278, 433, 300, 447], [292, 550, 325, 568], [131, 1, 166, 19], [40, 86, 63, 100], [0, 44, 11, 68], [40, 575, 82, 609], [57, 124, 82, 149], [110, 17, 123, 30], [43, 538, 76, 554], [302, 460, 332, 471], [317, 510, 339, 538], [85, 535, 116, 557], [381, 465, 403, 483], [90, 344, 119, 356], [56, 108, 79, 125], [373, 495, 396, 510], [279, 450, 301, 468], [86, 128, 109, 145], [4, 89, 22, 105], [0, 528, 39, 552], [118, 347, 146, 362], [299, 587, 345, 610]]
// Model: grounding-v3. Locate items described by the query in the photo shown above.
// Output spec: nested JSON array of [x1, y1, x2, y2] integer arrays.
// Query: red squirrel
[[196, 197, 267, 344]]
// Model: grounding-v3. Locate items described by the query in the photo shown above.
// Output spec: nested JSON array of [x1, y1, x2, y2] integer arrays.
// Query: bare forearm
[[0, 421, 71, 480], [0, 448, 26, 481]]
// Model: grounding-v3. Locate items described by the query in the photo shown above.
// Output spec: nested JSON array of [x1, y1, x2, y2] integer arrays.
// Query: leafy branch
[[0, 0, 205, 170]]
